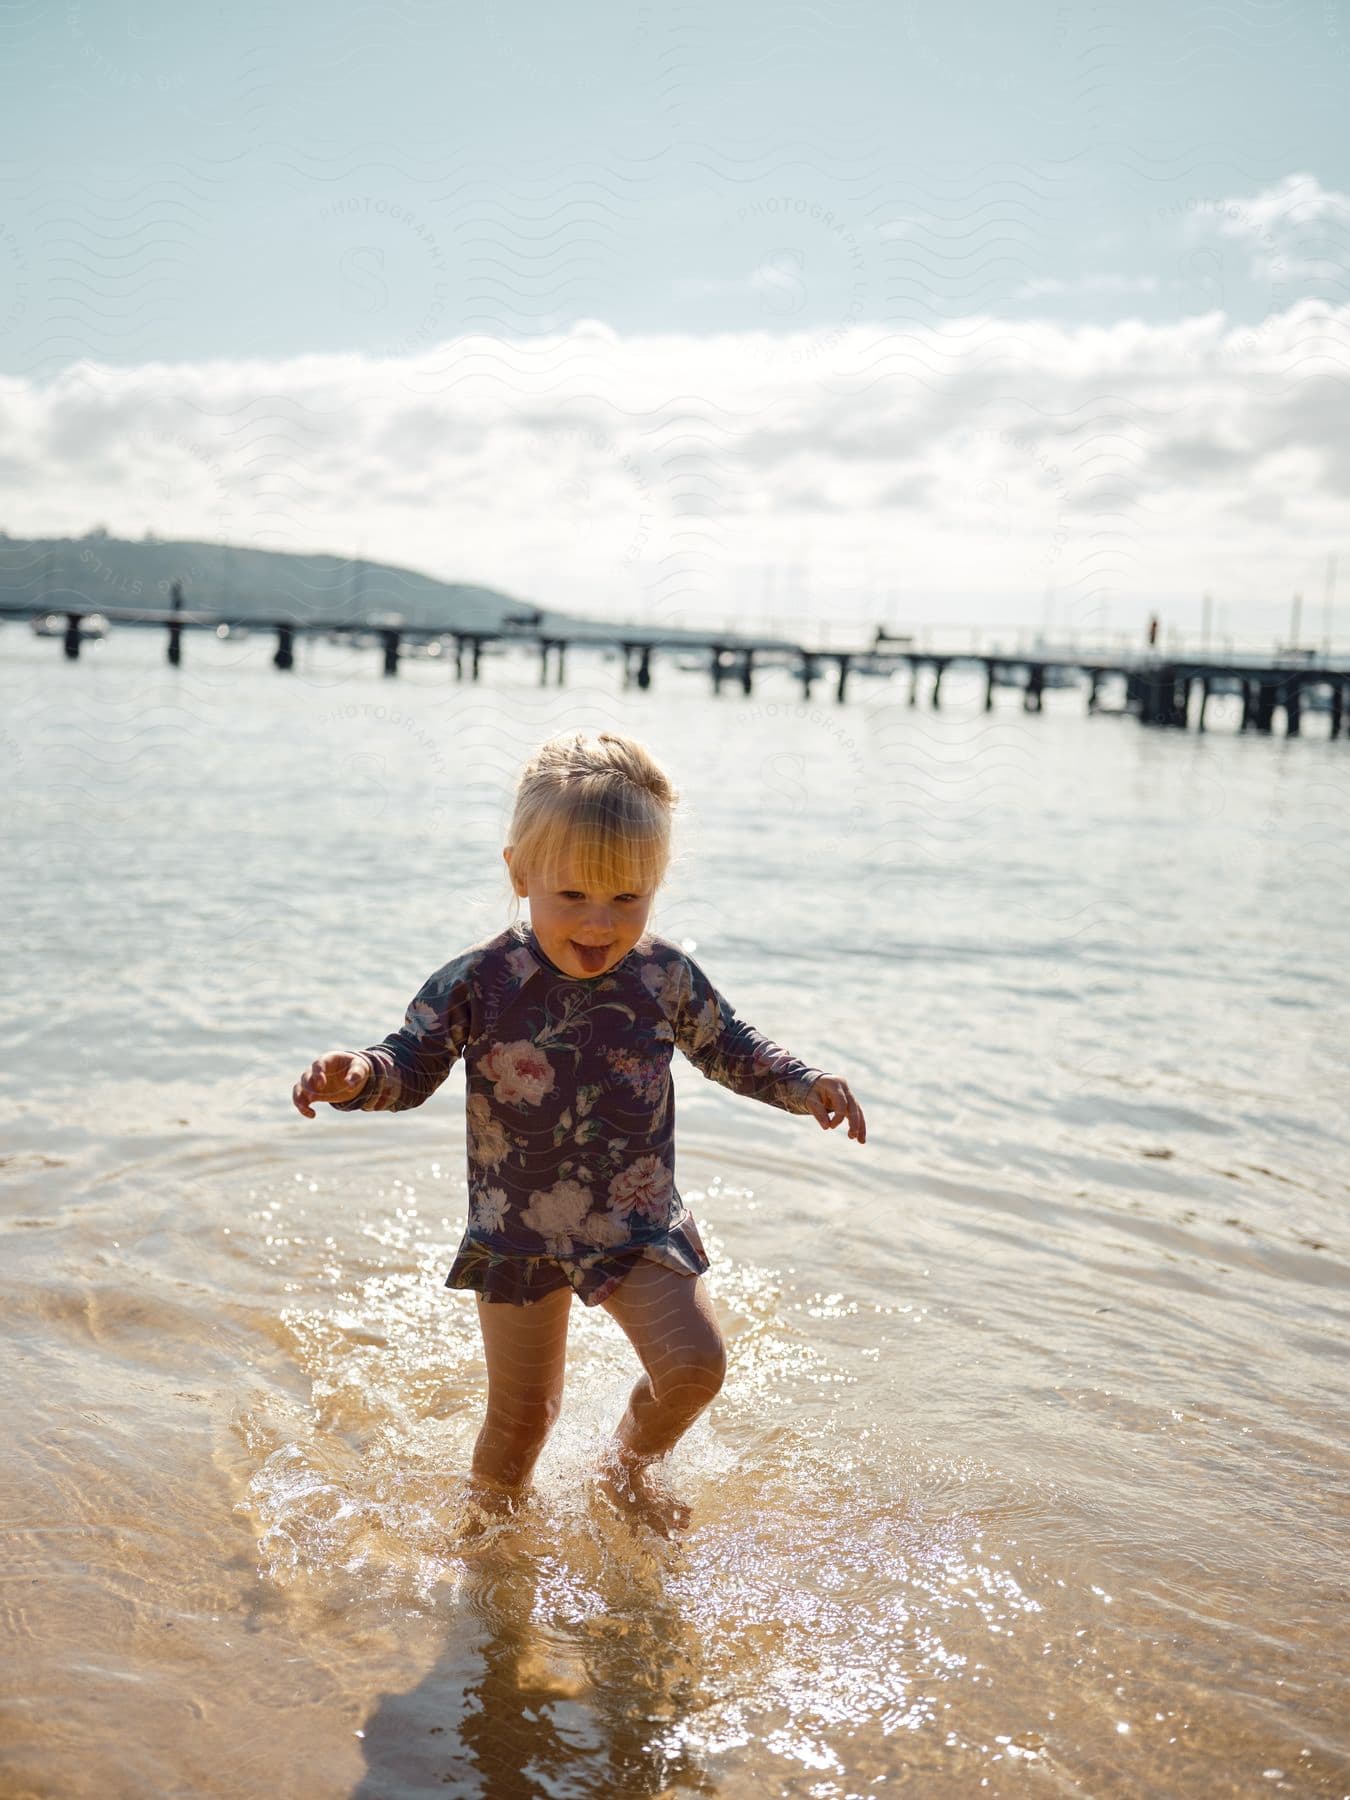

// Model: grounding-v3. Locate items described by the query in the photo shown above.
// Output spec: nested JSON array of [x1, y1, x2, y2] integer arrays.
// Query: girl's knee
[[697, 1317, 728, 1386], [663, 1341, 726, 1404], [699, 1344, 727, 1396]]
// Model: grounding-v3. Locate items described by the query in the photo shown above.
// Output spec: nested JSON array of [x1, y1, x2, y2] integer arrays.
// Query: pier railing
[[4, 594, 1347, 737]]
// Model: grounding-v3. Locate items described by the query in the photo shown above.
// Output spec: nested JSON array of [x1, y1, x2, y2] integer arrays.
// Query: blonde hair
[[503, 731, 678, 921]]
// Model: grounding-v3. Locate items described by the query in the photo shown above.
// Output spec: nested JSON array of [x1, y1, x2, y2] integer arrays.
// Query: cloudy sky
[[3, 0, 1348, 644]]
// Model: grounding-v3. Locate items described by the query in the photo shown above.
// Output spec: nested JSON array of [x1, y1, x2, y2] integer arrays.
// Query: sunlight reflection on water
[[4, 646, 1348, 1795]]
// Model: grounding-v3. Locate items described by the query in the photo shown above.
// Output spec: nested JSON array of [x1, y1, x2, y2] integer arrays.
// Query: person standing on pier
[[291, 730, 867, 1538]]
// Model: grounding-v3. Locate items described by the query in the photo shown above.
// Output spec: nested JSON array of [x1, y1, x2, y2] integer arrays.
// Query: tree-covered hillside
[[0, 532, 549, 632]]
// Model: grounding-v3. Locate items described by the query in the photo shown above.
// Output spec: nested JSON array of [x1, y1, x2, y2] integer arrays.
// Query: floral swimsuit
[[334, 920, 824, 1306]]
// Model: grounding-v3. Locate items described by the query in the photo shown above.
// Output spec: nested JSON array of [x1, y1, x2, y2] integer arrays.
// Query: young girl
[[292, 730, 866, 1538]]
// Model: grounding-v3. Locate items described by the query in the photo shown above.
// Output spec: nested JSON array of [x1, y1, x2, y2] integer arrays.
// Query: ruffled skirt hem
[[444, 1214, 710, 1307]]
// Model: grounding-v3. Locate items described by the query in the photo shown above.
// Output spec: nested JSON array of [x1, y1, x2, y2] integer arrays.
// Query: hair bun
[[502, 731, 678, 914]]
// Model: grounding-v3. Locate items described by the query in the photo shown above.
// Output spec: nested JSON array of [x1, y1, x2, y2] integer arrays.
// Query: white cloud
[[3, 300, 1347, 637], [1219, 173, 1350, 239], [1210, 173, 1350, 287]]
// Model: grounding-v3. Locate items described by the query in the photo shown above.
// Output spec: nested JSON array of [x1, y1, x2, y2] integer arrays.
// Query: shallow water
[[3, 630, 1348, 1797]]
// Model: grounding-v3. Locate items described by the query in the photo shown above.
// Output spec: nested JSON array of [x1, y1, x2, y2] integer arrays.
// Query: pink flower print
[[466, 1093, 511, 1169], [520, 1178, 594, 1254], [577, 1206, 630, 1249], [481, 1039, 556, 1107], [470, 1186, 509, 1233], [607, 1154, 672, 1224], [604, 1046, 668, 1105]]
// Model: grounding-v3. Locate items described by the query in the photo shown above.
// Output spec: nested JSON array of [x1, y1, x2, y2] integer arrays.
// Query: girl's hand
[[804, 1075, 866, 1143], [292, 1052, 372, 1117]]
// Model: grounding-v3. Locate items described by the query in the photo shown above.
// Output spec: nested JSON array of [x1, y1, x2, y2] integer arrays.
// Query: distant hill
[[0, 531, 798, 647], [0, 532, 563, 634]]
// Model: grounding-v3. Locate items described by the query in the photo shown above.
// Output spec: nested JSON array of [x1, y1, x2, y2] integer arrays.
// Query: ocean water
[[3, 627, 1348, 1798]]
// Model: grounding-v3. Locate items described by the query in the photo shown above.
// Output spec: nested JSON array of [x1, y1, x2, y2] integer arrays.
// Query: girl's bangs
[[531, 811, 667, 896]]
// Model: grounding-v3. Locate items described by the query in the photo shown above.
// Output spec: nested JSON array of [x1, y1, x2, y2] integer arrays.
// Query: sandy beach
[[3, 635, 1347, 1795]]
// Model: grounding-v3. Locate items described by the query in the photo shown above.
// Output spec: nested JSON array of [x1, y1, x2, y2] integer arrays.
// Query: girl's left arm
[[673, 953, 865, 1140]]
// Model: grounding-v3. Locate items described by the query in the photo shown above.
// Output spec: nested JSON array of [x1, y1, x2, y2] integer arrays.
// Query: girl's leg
[[598, 1260, 726, 1476], [467, 1283, 573, 1508]]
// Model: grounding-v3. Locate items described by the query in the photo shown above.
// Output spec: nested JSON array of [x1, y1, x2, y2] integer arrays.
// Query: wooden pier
[[4, 589, 1348, 737]]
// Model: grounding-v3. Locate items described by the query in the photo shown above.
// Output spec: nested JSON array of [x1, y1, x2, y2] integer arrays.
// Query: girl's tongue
[[571, 941, 610, 973]]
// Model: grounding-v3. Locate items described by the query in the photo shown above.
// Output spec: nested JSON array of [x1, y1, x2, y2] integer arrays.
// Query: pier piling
[[536, 637, 567, 686], [167, 581, 184, 667], [11, 595, 1350, 745]]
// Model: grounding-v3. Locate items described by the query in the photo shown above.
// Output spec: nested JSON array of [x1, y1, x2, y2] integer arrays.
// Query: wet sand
[[3, 638, 1347, 1796]]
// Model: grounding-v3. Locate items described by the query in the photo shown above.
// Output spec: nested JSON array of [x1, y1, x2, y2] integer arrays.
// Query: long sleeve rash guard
[[331, 920, 825, 1305]]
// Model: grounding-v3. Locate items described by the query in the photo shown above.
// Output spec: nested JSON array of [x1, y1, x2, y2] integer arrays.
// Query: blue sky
[[2, 0, 1348, 641]]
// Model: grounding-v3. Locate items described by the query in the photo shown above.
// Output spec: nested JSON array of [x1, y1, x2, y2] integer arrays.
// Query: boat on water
[[31, 612, 108, 640]]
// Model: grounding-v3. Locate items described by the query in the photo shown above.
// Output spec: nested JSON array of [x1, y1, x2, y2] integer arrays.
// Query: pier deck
[[4, 595, 1347, 737]]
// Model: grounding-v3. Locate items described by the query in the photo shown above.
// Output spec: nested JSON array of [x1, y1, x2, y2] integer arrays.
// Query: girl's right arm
[[292, 954, 476, 1117], [293, 1051, 372, 1117]]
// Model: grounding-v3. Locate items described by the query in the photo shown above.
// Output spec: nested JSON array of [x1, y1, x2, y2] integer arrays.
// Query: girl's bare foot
[[594, 1449, 692, 1539], [453, 1475, 527, 1544]]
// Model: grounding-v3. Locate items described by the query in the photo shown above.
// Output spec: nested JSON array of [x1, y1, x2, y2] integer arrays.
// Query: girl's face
[[505, 849, 654, 979]]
